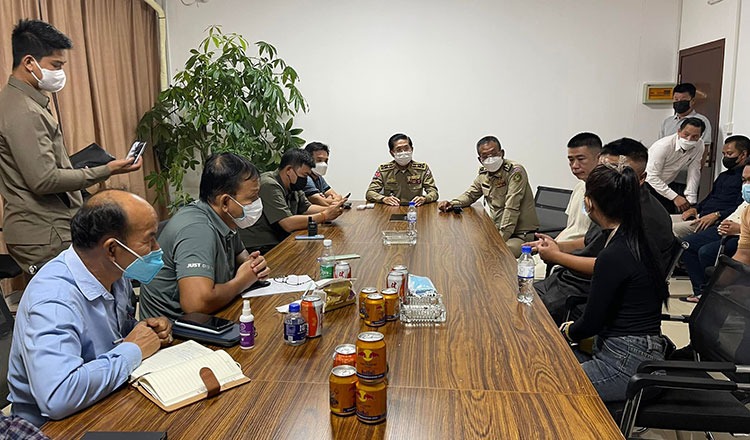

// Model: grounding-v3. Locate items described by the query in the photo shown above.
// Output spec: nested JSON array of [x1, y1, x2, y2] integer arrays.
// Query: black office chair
[[534, 186, 572, 239], [0, 294, 15, 409], [616, 255, 750, 438]]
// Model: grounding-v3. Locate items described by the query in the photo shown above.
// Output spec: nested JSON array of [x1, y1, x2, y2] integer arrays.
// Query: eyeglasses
[[273, 275, 310, 286]]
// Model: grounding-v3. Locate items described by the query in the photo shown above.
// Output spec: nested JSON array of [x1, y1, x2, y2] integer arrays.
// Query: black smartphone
[[245, 280, 271, 291], [174, 312, 234, 334], [389, 214, 407, 221], [344, 192, 351, 199]]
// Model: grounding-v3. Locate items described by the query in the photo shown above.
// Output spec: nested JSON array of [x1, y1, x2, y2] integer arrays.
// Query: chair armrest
[[625, 372, 738, 400], [637, 360, 737, 374], [660, 313, 690, 323]]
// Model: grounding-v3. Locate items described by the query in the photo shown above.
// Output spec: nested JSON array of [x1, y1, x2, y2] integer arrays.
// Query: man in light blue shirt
[[7, 190, 172, 427], [303, 142, 343, 206]]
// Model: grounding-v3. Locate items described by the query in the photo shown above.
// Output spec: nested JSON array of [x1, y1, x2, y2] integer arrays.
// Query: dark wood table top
[[43, 202, 623, 439]]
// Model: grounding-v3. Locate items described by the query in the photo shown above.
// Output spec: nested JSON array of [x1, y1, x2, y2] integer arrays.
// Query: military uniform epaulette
[[379, 162, 396, 171], [501, 161, 513, 172], [411, 161, 427, 170]]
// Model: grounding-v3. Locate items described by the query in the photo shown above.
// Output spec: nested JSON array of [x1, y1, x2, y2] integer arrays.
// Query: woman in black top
[[560, 159, 668, 402]]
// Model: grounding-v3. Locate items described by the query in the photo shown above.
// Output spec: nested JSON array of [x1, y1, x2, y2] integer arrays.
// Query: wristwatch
[[714, 211, 722, 219]]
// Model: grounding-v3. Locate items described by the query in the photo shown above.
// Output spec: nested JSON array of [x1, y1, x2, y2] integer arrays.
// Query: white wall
[[163, 0, 680, 199], [732, 1, 750, 136], [679, 0, 741, 160]]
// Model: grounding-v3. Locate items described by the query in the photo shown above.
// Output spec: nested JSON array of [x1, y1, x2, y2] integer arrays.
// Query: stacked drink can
[[329, 334, 388, 424]]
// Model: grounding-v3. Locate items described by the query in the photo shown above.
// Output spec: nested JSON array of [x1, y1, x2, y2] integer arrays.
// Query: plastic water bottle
[[407, 201, 417, 244], [239, 300, 255, 350], [320, 239, 334, 279], [284, 303, 307, 346], [517, 245, 535, 304]]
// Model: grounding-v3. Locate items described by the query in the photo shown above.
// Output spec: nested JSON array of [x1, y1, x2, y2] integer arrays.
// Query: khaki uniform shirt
[[239, 170, 311, 250], [0, 77, 110, 264], [365, 160, 439, 205], [450, 159, 539, 240]]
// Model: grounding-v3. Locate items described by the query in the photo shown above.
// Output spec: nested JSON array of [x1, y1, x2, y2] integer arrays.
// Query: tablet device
[[174, 313, 234, 334], [126, 141, 147, 163], [172, 323, 240, 348]]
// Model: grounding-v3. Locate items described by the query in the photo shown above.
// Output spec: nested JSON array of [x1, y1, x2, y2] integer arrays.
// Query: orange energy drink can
[[381, 288, 399, 321], [332, 344, 357, 367], [301, 295, 323, 338], [356, 331, 386, 382], [330, 365, 357, 416], [359, 287, 377, 319], [364, 293, 385, 327], [356, 380, 387, 424]]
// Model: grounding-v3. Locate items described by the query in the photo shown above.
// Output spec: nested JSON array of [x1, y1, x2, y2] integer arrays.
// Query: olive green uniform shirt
[[450, 159, 539, 240], [0, 77, 110, 269], [365, 160, 439, 205], [139, 200, 245, 320], [239, 170, 311, 251]]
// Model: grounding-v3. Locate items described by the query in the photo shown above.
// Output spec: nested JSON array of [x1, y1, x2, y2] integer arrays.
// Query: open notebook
[[129, 340, 250, 412]]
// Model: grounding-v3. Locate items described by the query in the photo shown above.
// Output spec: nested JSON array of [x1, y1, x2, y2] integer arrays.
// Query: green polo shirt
[[139, 200, 245, 320], [239, 170, 311, 251]]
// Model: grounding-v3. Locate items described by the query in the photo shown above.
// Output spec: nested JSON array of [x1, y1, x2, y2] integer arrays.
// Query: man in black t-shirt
[[528, 138, 674, 324]]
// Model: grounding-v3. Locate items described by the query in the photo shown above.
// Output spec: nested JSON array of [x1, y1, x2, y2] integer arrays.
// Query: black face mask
[[289, 171, 307, 191], [722, 156, 740, 170], [673, 100, 691, 114]]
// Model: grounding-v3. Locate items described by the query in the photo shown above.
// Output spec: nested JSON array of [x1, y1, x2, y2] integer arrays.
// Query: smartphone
[[174, 312, 234, 334], [389, 214, 407, 221], [344, 192, 351, 199], [126, 141, 147, 163]]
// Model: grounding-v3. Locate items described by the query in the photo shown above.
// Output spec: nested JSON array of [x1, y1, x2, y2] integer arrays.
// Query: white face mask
[[229, 196, 263, 229], [312, 162, 328, 176], [30, 59, 66, 93], [394, 151, 413, 166], [677, 136, 702, 151], [482, 156, 503, 173]]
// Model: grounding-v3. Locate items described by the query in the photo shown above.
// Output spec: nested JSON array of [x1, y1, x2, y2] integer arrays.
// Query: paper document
[[241, 275, 314, 298]]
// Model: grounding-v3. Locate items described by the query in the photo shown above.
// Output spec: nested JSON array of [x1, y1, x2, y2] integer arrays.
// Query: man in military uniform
[[366, 133, 438, 206], [438, 136, 538, 257]]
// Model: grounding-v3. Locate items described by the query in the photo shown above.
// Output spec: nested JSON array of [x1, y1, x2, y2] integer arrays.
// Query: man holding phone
[[0, 20, 142, 275], [139, 153, 271, 321]]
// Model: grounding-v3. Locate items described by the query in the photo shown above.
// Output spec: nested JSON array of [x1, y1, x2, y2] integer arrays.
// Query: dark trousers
[[681, 226, 739, 295]]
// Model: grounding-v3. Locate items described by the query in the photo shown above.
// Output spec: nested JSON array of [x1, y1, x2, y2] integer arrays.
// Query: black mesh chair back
[[534, 186, 572, 237], [690, 255, 750, 366]]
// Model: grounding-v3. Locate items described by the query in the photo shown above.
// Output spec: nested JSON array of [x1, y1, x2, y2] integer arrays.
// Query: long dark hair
[[586, 162, 669, 302]]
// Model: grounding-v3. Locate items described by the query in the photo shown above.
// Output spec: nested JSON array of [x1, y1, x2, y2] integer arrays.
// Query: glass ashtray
[[400, 293, 446, 325], [382, 230, 417, 246]]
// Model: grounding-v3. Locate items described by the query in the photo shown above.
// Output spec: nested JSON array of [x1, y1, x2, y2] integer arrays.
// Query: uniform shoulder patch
[[502, 161, 513, 172], [379, 162, 395, 171]]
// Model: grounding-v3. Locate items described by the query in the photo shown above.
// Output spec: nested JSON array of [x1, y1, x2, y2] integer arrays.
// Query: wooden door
[[679, 39, 725, 196]]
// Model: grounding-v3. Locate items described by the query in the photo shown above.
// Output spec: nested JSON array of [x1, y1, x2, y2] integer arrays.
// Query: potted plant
[[137, 26, 307, 209]]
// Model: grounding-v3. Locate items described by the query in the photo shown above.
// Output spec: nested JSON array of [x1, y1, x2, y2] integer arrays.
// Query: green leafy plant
[[137, 26, 307, 209]]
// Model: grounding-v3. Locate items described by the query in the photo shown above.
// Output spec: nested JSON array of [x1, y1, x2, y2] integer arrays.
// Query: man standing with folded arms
[[7, 190, 172, 427], [0, 20, 141, 275]]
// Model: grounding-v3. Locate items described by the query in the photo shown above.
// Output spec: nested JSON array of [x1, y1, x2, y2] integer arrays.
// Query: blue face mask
[[113, 239, 164, 284], [743, 184, 750, 204]]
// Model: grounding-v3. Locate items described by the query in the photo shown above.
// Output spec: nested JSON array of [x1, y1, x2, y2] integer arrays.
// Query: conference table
[[43, 202, 623, 439]]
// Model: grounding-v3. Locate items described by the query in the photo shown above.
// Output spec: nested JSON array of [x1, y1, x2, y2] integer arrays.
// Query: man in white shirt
[[556, 132, 602, 242], [646, 117, 706, 213]]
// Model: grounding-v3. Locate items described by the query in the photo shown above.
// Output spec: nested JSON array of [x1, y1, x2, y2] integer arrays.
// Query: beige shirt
[[0, 77, 110, 249], [449, 158, 539, 240], [556, 180, 591, 242], [366, 160, 439, 205]]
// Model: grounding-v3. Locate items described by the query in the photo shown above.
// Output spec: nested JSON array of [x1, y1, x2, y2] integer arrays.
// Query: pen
[[112, 338, 123, 345]]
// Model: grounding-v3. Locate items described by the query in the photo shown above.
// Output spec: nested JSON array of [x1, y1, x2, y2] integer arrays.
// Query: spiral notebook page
[[130, 340, 213, 382]]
